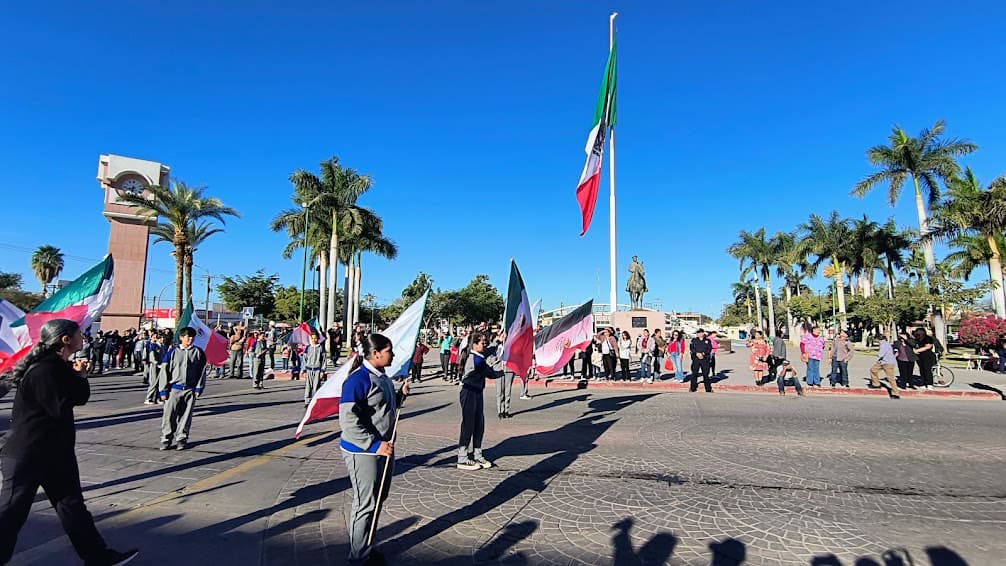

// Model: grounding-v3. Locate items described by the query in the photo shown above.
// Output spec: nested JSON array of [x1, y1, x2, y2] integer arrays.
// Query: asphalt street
[[1, 355, 1003, 565]]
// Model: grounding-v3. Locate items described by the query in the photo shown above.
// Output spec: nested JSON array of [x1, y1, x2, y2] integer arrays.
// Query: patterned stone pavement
[[1, 358, 1003, 565]]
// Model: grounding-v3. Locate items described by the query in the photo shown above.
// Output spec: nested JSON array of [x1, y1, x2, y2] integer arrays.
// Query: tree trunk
[[318, 251, 328, 329], [752, 277, 764, 332], [764, 268, 776, 338], [913, 175, 946, 345], [987, 236, 1006, 318], [834, 259, 847, 328], [343, 260, 352, 326], [174, 244, 185, 323], [353, 251, 362, 327], [327, 212, 339, 328], [886, 258, 896, 299], [784, 285, 794, 343]]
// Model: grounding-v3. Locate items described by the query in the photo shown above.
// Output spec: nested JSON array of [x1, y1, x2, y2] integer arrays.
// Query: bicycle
[[932, 354, 955, 388]]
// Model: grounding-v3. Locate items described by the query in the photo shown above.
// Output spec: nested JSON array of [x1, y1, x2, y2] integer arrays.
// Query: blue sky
[[2, 1, 1005, 317]]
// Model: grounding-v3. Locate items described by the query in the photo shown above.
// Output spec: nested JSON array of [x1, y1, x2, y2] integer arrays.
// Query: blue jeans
[[806, 358, 821, 385], [640, 354, 652, 380], [670, 352, 684, 381], [653, 355, 664, 379], [831, 361, 849, 386], [778, 371, 803, 393]]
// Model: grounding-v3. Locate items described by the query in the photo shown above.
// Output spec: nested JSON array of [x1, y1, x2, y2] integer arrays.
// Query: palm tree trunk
[[987, 236, 1006, 318], [834, 259, 847, 328], [784, 285, 794, 343], [752, 276, 764, 332], [318, 251, 328, 328], [764, 268, 776, 337], [327, 213, 339, 328], [912, 175, 946, 344], [343, 260, 351, 325], [352, 251, 362, 326], [174, 244, 185, 321]]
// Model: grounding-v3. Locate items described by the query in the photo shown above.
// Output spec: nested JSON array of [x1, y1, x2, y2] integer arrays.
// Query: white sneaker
[[473, 456, 493, 469], [457, 459, 480, 471], [520, 394, 531, 400]]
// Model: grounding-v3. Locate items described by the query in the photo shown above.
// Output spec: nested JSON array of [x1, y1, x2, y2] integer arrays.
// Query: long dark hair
[[8, 319, 80, 385], [349, 333, 393, 373]]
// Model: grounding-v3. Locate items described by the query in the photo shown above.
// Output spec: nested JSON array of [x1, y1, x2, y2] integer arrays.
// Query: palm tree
[[731, 279, 754, 320], [338, 209, 398, 326], [271, 178, 332, 323], [772, 231, 808, 340], [151, 220, 224, 306], [944, 233, 1000, 282], [30, 245, 64, 297], [926, 168, 1006, 317], [874, 220, 912, 299], [284, 158, 373, 329], [727, 228, 779, 335], [847, 216, 882, 298], [852, 120, 977, 341], [800, 212, 853, 328], [118, 181, 239, 317]]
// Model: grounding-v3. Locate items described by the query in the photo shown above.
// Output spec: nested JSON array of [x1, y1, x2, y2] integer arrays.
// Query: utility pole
[[204, 275, 212, 317]]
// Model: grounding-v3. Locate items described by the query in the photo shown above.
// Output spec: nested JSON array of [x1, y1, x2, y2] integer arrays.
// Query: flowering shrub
[[959, 314, 1006, 348]]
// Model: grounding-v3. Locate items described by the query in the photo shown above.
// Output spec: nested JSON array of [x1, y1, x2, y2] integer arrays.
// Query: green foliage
[[786, 294, 829, 323], [0, 273, 21, 290], [30, 245, 64, 295], [457, 275, 504, 324], [273, 285, 322, 323], [217, 270, 279, 317], [382, 272, 434, 321], [717, 303, 749, 327], [0, 272, 41, 311]]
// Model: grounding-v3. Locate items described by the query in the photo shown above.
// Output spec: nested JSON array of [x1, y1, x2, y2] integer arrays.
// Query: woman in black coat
[[0, 319, 138, 566]]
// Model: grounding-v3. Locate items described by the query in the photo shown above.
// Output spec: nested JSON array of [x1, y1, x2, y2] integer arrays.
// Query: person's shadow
[[610, 517, 677, 565], [709, 537, 747, 565]]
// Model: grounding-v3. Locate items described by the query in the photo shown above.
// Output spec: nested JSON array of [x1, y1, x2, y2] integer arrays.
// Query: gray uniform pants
[[227, 349, 244, 378], [161, 389, 197, 444], [342, 451, 393, 563], [251, 356, 266, 388], [144, 364, 161, 403], [496, 372, 514, 415], [304, 369, 322, 403]]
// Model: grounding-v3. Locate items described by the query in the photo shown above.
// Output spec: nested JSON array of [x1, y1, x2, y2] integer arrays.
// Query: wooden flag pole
[[365, 393, 405, 549]]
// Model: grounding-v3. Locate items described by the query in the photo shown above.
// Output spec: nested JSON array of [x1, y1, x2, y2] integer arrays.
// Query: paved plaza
[[1, 353, 1004, 565]]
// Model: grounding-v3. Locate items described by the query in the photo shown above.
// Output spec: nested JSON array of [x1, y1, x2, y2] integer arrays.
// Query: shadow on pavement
[[968, 382, 1005, 400]]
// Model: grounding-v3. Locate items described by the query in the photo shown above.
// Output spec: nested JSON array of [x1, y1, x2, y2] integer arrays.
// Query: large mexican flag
[[501, 260, 534, 380], [576, 40, 617, 236], [1, 255, 115, 373]]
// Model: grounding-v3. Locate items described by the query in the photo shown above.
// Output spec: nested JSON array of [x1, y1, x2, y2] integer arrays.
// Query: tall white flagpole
[[608, 12, 618, 315]]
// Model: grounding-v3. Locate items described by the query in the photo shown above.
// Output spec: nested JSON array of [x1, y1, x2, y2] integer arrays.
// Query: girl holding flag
[[339, 333, 408, 566]]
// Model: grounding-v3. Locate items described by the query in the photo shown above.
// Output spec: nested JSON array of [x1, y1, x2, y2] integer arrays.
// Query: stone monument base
[[609, 310, 666, 345]]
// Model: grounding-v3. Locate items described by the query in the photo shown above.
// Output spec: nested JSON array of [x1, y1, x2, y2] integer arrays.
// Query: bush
[[958, 314, 1006, 348]]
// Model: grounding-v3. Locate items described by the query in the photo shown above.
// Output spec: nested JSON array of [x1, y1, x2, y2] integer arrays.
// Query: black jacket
[[690, 338, 712, 361], [2, 356, 89, 463]]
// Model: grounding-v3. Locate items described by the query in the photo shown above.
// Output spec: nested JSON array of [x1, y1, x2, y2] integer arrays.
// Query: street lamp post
[[299, 202, 310, 322], [364, 293, 375, 331]]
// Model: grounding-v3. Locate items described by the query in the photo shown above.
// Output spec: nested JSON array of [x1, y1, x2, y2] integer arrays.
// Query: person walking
[[831, 330, 854, 388], [409, 339, 428, 383], [749, 330, 770, 385], [912, 327, 938, 390], [339, 333, 407, 566], [893, 330, 918, 389], [143, 334, 165, 405], [250, 330, 268, 390], [800, 326, 826, 387], [303, 332, 326, 406], [438, 331, 452, 380], [580, 338, 595, 381], [689, 329, 713, 392], [869, 334, 901, 399], [708, 331, 720, 376], [617, 331, 633, 381], [457, 330, 503, 470], [265, 322, 278, 370], [651, 329, 666, 382], [0, 319, 139, 566], [226, 326, 246, 379], [158, 327, 208, 451], [667, 330, 687, 383]]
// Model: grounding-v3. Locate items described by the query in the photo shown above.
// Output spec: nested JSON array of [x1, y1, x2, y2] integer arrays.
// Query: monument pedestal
[[610, 310, 666, 345]]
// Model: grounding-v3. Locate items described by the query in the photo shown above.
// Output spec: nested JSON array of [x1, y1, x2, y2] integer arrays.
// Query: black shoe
[[86, 547, 139, 566], [363, 549, 387, 565]]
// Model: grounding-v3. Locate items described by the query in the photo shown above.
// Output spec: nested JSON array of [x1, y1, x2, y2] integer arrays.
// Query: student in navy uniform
[[339, 333, 408, 566], [457, 330, 504, 470], [0, 319, 139, 566], [158, 327, 208, 451]]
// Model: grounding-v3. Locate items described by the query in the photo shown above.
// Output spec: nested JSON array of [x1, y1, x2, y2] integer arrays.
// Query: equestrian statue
[[626, 256, 648, 310]]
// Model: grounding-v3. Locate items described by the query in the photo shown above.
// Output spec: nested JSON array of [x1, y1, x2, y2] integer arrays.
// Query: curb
[[266, 370, 1002, 400]]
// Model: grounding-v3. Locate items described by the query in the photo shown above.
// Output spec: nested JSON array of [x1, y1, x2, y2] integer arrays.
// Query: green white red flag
[[175, 299, 229, 366], [501, 260, 534, 380], [576, 40, 617, 236], [1, 255, 115, 374]]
